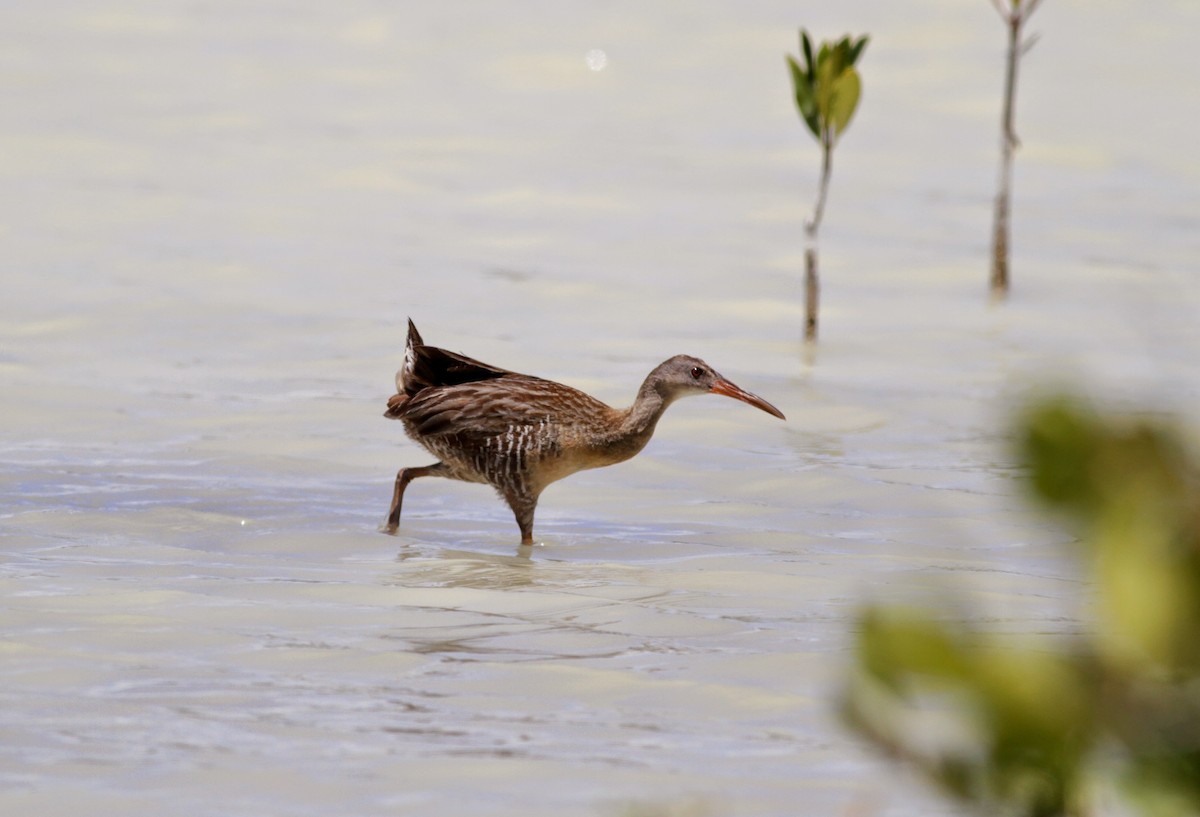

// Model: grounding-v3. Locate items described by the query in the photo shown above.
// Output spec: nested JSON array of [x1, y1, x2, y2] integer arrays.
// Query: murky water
[[3, 1, 1198, 815]]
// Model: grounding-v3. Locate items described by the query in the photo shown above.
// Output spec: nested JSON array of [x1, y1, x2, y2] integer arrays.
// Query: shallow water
[[2, 1, 1198, 815]]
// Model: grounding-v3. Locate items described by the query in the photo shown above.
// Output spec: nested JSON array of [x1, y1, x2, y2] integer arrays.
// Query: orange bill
[[710, 378, 786, 420]]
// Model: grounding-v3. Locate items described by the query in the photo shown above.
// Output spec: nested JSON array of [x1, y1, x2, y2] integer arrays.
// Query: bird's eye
[[690, 366, 704, 380]]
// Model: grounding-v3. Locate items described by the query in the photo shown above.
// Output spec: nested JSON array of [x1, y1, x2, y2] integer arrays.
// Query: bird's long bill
[[710, 378, 786, 420]]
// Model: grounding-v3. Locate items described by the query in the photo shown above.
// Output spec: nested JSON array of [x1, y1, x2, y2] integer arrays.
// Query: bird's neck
[[596, 378, 674, 464]]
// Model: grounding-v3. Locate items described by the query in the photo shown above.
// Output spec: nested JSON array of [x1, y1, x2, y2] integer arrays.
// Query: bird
[[382, 319, 785, 545]]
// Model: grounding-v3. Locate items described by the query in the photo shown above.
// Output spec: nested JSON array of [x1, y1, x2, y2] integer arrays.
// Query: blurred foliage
[[842, 393, 1200, 817]]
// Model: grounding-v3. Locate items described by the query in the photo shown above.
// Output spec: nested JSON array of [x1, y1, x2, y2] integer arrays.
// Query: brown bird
[[383, 320, 785, 544]]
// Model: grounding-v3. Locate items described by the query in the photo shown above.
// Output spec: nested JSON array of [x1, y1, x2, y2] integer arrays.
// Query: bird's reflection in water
[[390, 541, 537, 590]]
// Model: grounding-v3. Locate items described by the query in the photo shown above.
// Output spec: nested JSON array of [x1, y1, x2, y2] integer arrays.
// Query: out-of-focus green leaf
[[813, 50, 837, 138], [800, 28, 814, 74], [786, 55, 820, 140], [1018, 395, 1100, 513], [816, 41, 831, 71], [848, 35, 870, 66], [827, 67, 861, 137], [856, 605, 973, 687], [825, 38, 850, 78], [1124, 751, 1200, 817], [1094, 512, 1200, 673], [1094, 520, 1187, 669], [972, 645, 1093, 740]]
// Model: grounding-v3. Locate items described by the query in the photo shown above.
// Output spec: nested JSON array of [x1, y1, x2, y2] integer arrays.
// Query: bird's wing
[[397, 376, 611, 439], [384, 392, 409, 419]]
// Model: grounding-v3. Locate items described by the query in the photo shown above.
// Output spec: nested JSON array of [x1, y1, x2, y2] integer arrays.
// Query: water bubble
[[585, 49, 608, 72]]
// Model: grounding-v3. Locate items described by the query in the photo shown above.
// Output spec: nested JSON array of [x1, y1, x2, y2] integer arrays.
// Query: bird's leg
[[382, 462, 447, 535], [503, 491, 539, 546]]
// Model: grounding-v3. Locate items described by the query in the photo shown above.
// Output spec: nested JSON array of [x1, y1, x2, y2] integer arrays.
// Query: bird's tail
[[390, 317, 511, 409], [393, 318, 424, 398], [405, 317, 424, 350]]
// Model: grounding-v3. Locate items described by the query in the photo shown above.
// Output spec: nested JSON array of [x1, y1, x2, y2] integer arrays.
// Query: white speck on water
[[585, 48, 607, 71]]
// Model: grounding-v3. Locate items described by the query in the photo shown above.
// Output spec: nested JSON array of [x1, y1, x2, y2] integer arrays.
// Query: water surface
[[2, 1, 1198, 815]]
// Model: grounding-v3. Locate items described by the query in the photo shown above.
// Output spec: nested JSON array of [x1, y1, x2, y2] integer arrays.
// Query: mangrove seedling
[[787, 29, 868, 343], [988, 0, 1045, 299]]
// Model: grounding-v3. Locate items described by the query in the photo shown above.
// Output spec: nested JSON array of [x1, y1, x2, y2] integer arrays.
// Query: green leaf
[[1018, 396, 1100, 512], [827, 66, 862, 137], [800, 28, 814, 74], [813, 49, 836, 130], [786, 55, 820, 140], [856, 606, 973, 686], [786, 55, 815, 114], [816, 41, 832, 73], [848, 35, 870, 65], [832, 38, 853, 73]]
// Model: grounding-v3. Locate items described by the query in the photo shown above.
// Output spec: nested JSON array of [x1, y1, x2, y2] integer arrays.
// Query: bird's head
[[651, 355, 786, 420]]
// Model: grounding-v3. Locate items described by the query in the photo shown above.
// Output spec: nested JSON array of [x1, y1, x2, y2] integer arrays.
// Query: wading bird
[[383, 320, 785, 544]]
